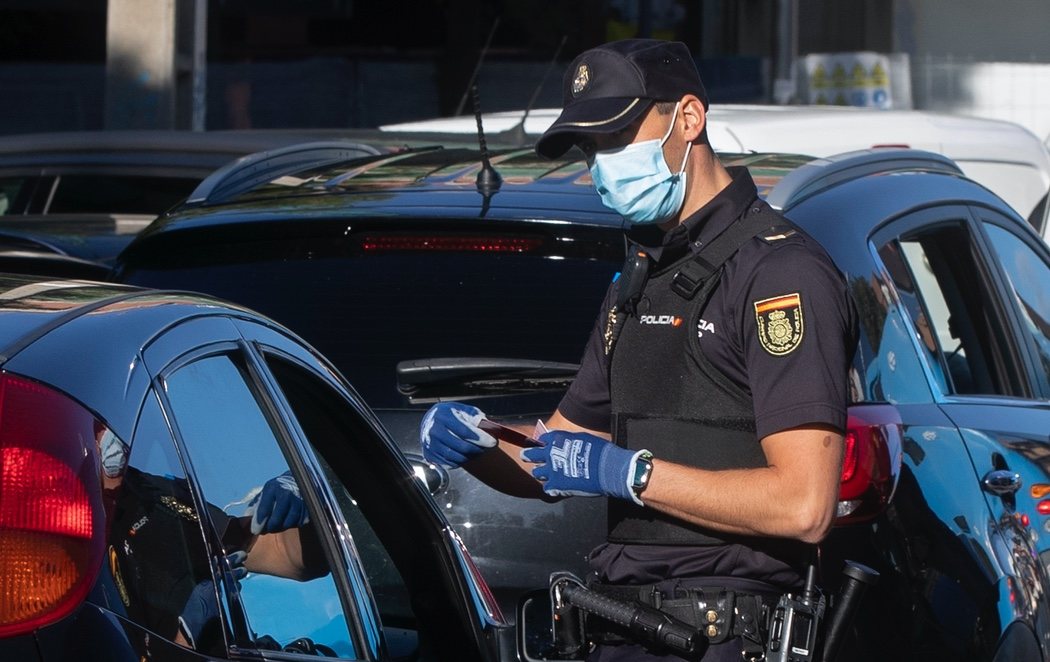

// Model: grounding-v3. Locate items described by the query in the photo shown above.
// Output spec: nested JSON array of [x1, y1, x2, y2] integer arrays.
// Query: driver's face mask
[[588, 102, 692, 225]]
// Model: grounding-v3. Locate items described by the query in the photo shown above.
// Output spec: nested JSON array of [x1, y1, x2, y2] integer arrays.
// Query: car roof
[[0, 273, 283, 437], [144, 143, 971, 226], [151, 145, 814, 229], [0, 129, 386, 174], [0, 273, 247, 355], [381, 104, 1050, 224]]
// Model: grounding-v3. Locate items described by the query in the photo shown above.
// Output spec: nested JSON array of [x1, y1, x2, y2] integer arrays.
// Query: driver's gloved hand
[[247, 471, 309, 535], [522, 430, 647, 504], [419, 402, 496, 468]]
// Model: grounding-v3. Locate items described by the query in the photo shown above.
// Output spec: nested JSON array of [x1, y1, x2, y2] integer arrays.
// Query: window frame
[[869, 204, 1037, 402], [238, 341, 387, 661]]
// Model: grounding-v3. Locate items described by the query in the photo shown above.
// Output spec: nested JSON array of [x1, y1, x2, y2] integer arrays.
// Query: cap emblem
[[571, 64, 591, 97]]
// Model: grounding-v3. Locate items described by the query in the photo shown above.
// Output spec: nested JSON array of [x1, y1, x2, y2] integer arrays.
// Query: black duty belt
[[588, 582, 774, 653]]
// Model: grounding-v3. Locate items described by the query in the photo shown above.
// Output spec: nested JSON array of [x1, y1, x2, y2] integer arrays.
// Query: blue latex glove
[[419, 402, 496, 468], [522, 430, 646, 504], [247, 471, 309, 535], [177, 551, 246, 649], [178, 580, 218, 649]]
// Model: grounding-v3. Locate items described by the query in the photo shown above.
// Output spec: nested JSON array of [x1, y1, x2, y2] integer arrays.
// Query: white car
[[382, 104, 1050, 242]]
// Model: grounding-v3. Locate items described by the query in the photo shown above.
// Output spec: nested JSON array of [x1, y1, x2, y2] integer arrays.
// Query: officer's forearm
[[244, 524, 329, 580], [639, 427, 843, 544]]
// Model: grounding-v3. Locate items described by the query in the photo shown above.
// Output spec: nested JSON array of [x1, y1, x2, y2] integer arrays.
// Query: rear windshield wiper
[[396, 357, 579, 402]]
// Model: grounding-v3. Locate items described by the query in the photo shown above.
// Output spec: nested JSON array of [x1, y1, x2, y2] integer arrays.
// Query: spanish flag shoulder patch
[[753, 293, 804, 355]]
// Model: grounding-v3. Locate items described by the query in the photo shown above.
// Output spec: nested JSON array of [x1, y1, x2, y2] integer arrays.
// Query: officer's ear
[[679, 94, 707, 144]]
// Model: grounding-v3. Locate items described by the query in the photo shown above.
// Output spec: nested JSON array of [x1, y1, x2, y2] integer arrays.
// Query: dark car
[[111, 143, 1050, 659], [0, 129, 383, 271], [0, 273, 513, 661]]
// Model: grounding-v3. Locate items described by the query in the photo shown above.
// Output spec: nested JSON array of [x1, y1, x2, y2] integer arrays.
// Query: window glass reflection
[[265, 355, 418, 647], [984, 223, 1050, 391], [105, 392, 224, 654], [164, 353, 355, 657]]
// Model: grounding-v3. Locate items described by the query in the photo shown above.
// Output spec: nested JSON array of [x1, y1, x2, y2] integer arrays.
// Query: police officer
[[421, 39, 858, 661]]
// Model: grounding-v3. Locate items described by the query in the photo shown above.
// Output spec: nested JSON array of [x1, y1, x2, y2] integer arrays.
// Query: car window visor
[[396, 357, 579, 403]]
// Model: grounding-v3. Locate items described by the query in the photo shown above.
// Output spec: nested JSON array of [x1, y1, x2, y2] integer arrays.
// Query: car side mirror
[[834, 404, 904, 525], [516, 589, 587, 662], [406, 453, 449, 495]]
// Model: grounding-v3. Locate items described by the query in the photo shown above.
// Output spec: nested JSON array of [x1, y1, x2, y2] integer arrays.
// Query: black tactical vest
[[607, 201, 799, 549]]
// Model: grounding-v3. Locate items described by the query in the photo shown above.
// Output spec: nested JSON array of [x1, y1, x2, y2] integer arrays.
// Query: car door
[[141, 314, 498, 662], [140, 315, 372, 659], [228, 318, 502, 662], [871, 205, 1050, 654]]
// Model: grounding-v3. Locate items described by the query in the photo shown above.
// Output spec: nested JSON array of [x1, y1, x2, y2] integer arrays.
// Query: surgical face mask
[[588, 103, 692, 225], [99, 428, 129, 478]]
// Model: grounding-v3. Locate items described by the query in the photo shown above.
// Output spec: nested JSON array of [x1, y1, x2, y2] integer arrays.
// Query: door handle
[[982, 469, 1022, 496]]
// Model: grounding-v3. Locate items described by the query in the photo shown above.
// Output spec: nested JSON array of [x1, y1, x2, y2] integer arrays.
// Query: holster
[[587, 582, 773, 655]]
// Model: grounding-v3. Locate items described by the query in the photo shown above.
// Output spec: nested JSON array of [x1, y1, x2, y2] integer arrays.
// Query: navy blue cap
[[536, 39, 709, 159]]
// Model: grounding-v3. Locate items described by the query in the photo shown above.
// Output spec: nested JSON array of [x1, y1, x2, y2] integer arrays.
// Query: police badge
[[754, 293, 804, 355], [571, 64, 590, 97]]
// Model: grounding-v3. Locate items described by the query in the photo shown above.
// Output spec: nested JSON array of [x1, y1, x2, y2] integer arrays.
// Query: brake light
[[0, 373, 105, 638], [835, 404, 903, 525], [840, 431, 857, 483], [359, 235, 542, 253]]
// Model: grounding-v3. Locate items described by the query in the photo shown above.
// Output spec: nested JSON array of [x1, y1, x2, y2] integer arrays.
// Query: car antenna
[[472, 83, 503, 200], [503, 34, 567, 147], [454, 17, 501, 117]]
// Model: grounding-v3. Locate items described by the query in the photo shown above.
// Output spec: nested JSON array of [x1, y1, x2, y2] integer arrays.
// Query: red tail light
[[359, 234, 542, 253], [834, 404, 903, 526], [840, 431, 858, 483], [0, 373, 105, 638]]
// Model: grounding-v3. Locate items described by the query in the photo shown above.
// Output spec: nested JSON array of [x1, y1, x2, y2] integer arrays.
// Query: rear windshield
[[48, 175, 199, 215], [120, 226, 622, 412]]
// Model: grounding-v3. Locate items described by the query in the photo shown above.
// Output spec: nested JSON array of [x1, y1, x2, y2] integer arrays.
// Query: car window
[[264, 355, 419, 654], [0, 175, 43, 215], [104, 391, 226, 656], [982, 222, 1050, 394], [46, 174, 199, 215], [878, 220, 1026, 397], [163, 352, 357, 658], [868, 241, 951, 402]]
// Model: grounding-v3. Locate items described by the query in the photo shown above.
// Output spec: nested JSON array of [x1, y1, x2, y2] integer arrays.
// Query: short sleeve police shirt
[[559, 167, 858, 440]]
